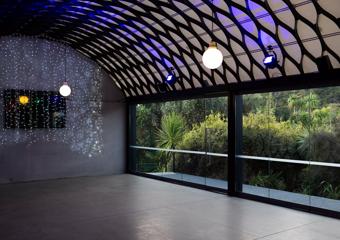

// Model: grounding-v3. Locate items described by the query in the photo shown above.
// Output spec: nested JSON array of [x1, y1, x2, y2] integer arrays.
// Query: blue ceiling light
[[263, 55, 275, 64], [165, 67, 177, 85], [263, 45, 278, 69], [166, 73, 176, 84]]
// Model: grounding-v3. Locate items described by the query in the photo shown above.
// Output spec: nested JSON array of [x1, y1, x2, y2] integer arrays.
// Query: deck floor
[[1, 174, 339, 240]]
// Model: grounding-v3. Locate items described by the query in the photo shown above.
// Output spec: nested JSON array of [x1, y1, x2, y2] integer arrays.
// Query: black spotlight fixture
[[157, 83, 168, 93], [263, 45, 278, 69], [315, 55, 332, 73], [165, 67, 177, 85]]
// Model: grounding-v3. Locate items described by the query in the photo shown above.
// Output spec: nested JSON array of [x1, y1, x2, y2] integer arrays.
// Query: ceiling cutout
[[0, 0, 339, 98]]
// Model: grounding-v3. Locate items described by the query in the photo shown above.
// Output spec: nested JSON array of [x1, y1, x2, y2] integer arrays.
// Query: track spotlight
[[166, 73, 175, 84], [263, 45, 278, 69], [165, 67, 177, 85]]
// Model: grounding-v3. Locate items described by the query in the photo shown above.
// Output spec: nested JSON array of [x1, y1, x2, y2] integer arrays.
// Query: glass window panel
[[240, 87, 340, 212], [204, 97, 228, 189], [309, 86, 340, 210], [241, 92, 270, 198], [177, 153, 207, 185], [267, 90, 310, 205], [132, 96, 228, 190], [205, 156, 228, 189]]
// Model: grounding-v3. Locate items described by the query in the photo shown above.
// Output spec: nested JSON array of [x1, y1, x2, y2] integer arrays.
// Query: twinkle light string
[[0, 36, 105, 157]]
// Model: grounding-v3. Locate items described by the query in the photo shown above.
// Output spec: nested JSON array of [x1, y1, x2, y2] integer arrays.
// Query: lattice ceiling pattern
[[0, 0, 339, 98]]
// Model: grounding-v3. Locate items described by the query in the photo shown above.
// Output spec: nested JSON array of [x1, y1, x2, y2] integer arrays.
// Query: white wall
[[0, 37, 126, 183]]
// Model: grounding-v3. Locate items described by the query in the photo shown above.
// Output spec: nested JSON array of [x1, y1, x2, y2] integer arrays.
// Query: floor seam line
[[253, 220, 323, 240]]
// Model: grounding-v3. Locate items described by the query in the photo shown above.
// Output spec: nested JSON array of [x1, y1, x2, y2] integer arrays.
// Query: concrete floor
[[0, 175, 339, 240]]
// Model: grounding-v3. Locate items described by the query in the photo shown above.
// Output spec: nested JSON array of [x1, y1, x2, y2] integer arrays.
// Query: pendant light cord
[[64, 45, 67, 82], [211, 0, 214, 36], [211, 0, 215, 74]]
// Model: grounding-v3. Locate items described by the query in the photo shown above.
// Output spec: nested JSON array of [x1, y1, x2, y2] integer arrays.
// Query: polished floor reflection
[[0, 174, 339, 240]]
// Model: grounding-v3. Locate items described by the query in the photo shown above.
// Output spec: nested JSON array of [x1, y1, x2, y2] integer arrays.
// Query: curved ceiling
[[0, 0, 339, 98]]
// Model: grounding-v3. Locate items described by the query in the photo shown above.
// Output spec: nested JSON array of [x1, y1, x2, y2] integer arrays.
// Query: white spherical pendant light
[[59, 82, 71, 97], [202, 41, 223, 69]]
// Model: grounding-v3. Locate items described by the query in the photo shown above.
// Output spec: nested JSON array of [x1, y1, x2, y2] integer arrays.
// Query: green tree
[[159, 98, 228, 129], [288, 94, 302, 114], [288, 92, 321, 131], [136, 103, 162, 146]]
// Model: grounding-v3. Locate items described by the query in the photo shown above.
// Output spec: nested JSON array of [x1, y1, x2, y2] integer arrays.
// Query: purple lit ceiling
[[0, 0, 339, 98]]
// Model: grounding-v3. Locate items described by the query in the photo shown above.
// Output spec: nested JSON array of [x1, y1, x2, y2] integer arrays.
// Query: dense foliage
[[135, 88, 340, 200]]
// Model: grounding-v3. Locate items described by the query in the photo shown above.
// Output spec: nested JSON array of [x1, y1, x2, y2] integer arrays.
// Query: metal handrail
[[130, 145, 340, 168]]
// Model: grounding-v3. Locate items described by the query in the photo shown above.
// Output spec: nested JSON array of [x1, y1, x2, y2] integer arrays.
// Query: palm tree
[[288, 94, 300, 114], [288, 92, 320, 131], [156, 112, 185, 172], [307, 92, 320, 111]]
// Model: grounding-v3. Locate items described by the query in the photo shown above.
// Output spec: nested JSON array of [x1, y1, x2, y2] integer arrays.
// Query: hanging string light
[[59, 46, 71, 97], [0, 37, 103, 157], [202, 0, 223, 69]]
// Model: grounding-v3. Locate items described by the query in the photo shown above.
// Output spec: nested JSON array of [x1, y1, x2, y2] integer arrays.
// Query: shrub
[[249, 171, 286, 190], [320, 181, 340, 200], [180, 113, 227, 152], [177, 113, 227, 179], [243, 112, 304, 159]]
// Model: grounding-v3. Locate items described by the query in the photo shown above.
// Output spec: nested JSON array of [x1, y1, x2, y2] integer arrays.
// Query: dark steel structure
[[0, 0, 338, 99]]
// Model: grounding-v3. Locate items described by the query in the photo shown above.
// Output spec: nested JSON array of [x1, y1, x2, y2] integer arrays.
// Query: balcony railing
[[130, 145, 340, 212], [130, 145, 340, 168]]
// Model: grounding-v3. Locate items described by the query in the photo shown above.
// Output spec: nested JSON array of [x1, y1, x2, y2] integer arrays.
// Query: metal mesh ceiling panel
[[0, 0, 339, 98]]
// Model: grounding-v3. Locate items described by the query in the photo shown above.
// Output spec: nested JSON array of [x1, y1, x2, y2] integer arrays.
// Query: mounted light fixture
[[263, 45, 278, 69], [165, 67, 177, 85], [202, 41, 223, 69], [59, 46, 71, 97], [59, 82, 71, 97], [202, 0, 223, 69]]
